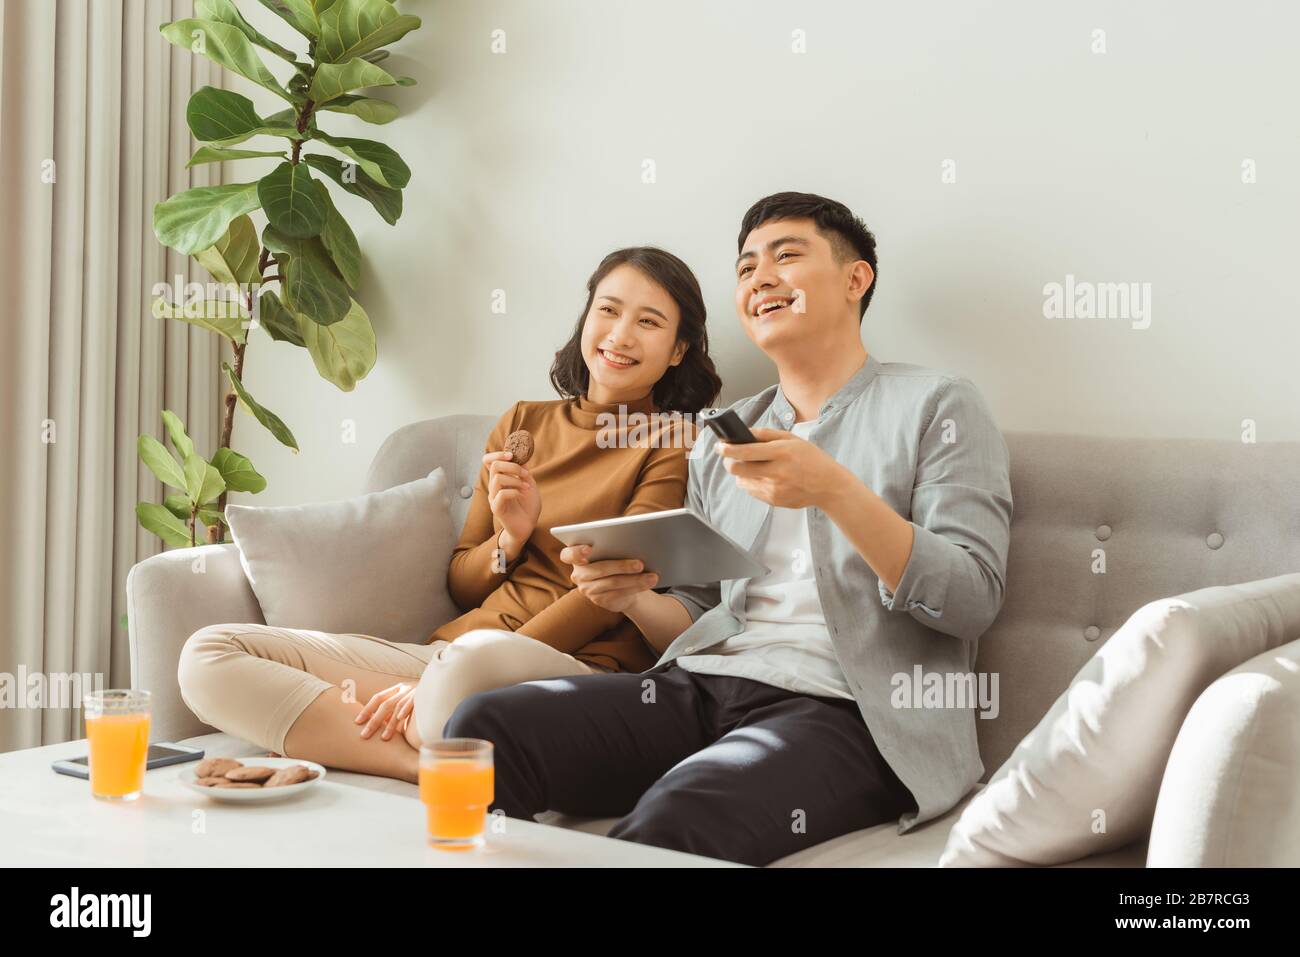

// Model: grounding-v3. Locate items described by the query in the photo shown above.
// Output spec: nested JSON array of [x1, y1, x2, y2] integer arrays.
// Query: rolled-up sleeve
[[878, 377, 1012, 641]]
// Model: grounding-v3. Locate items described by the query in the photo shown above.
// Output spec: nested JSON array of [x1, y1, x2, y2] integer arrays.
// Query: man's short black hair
[[737, 191, 878, 320]]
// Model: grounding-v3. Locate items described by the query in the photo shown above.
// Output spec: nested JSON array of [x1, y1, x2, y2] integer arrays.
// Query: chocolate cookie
[[503, 429, 534, 466], [195, 757, 242, 778], [225, 765, 276, 784], [265, 765, 311, 788]]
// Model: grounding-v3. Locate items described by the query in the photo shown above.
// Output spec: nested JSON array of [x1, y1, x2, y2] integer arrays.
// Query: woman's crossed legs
[[177, 625, 607, 782]]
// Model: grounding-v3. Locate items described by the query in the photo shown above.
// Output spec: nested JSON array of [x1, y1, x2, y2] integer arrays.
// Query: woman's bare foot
[[283, 687, 420, 783]]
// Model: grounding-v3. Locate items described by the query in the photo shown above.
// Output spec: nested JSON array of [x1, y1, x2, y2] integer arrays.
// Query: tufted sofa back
[[979, 432, 1300, 773]]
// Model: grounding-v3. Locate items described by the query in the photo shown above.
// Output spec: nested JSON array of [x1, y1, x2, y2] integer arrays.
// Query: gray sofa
[[127, 414, 1300, 866]]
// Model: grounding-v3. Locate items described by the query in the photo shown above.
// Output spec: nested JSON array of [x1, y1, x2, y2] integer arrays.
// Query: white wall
[[223, 0, 1300, 507]]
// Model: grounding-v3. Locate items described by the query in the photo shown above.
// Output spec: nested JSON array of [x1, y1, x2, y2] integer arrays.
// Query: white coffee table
[[0, 737, 743, 868]]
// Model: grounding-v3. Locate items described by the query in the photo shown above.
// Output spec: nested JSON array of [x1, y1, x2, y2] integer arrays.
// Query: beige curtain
[[0, 0, 224, 751]]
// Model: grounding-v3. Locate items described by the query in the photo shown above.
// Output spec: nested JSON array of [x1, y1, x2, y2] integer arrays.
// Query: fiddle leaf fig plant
[[137, 0, 420, 546], [136, 411, 268, 548]]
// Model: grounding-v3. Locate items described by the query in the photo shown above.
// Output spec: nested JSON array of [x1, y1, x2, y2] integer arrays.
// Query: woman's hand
[[560, 543, 659, 613], [355, 683, 417, 742], [483, 450, 541, 549]]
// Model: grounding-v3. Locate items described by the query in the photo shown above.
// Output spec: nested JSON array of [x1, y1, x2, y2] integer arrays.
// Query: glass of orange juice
[[83, 689, 151, 801], [419, 738, 494, 850]]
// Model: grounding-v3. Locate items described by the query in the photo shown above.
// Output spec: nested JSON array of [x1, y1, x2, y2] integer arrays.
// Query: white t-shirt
[[674, 419, 855, 699]]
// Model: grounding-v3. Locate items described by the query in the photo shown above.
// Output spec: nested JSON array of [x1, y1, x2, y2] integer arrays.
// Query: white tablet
[[550, 508, 768, 588]]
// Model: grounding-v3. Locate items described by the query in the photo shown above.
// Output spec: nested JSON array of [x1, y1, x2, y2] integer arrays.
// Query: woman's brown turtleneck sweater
[[428, 392, 693, 674]]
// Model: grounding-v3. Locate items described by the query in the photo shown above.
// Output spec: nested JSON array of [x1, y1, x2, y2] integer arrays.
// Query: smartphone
[[698, 407, 758, 444], [51, 742, 205, 780]]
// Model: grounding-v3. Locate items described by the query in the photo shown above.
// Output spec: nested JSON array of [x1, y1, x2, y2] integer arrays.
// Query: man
[[444, 191, 1013, 866]]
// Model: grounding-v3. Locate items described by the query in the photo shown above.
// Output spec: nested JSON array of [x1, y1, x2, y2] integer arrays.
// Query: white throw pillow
[[1145, 635, 1300, 866], [225, 468, 461, 645], [939, 573, 1300, 866]]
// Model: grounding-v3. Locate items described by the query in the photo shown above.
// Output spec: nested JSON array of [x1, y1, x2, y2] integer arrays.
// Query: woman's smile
[[598, 348, 640, 368]]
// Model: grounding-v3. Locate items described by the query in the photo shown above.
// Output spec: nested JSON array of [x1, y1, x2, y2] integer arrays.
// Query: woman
[[177, 247, 721, 784]]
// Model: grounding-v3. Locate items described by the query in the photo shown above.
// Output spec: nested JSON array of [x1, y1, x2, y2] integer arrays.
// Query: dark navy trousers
[[442, 660, 916, 866]]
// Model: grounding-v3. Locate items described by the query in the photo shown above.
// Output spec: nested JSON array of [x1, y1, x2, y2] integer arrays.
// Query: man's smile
[[751, 294, 794, 319]]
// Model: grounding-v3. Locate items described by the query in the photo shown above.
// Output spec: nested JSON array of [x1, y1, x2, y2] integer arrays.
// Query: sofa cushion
[[764, 785, 1146, 868], [940, 573, 1300, 866], [1146, 635, 1300, 866], [225, 468, 460, 645]]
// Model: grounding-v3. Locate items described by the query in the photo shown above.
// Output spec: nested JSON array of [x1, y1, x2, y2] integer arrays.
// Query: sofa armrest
[[1147, 633, 1300, 866], [125, 544, 264, 742]]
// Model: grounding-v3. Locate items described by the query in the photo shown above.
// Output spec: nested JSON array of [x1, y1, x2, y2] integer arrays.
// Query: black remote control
[[698, 407, 759, 444]]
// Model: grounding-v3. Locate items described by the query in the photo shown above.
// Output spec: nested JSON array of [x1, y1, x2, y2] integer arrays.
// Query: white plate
[[181, 757, 327, 803]]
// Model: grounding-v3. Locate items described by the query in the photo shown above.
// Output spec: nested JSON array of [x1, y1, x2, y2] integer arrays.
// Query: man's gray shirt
[[654, 352, 1013, 834]]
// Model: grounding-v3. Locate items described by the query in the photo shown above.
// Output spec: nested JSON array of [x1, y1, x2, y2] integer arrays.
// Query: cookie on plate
[[225, 765, 276, 784], [195, 757, 242, 778], [265, 765, 311, 788]]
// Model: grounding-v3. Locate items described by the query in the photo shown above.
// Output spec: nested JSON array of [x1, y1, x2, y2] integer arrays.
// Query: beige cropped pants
[[176, 625, 609, 755]]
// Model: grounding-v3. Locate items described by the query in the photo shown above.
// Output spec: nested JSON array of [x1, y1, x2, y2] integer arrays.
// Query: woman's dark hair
[[549, 247, 722, 413]]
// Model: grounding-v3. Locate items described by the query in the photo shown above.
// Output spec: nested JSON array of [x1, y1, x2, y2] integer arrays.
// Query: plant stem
[[204, 338, 245, 545], [203, 85, 313, 545], [292, 95, 314, 164], [204, 246, 271, 545]]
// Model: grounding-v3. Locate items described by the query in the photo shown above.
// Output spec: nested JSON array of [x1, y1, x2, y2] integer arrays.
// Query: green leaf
[[194, 214, 262, 287], [314, 131, 410, 188], [136, 503, 193, 548], [316, 94, 399, 125], [211, 447, 268, 493], [302, 153, 401, 224], [309, 57, 401, 104], [186, 86, 298, 147], [258, 161, 327, 239], [285, 73, 313, 109], [262, 225, 351, 325], [257, 0, 319, 40], [161, 410, 195, 460], [184, 452, 226, 506], [360, 49, 390, 64], [195, 0, 299, 64], [255, 290, 306, 346], [152, 296, 249, 343], [138, 435, 188, 490], [160, 19, 291, 103], [223, 361, 300, 452], [317, 0, 421, 63], [198, 464, 226, 506], [163, 493, 193, 522], [316, 183, 361, 287], [187, 145, 288, 167], [196, 506, 225, 528], [153, 182, 260, 256], [299, 297, 377, 391], [265, 107, 300, 127]]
